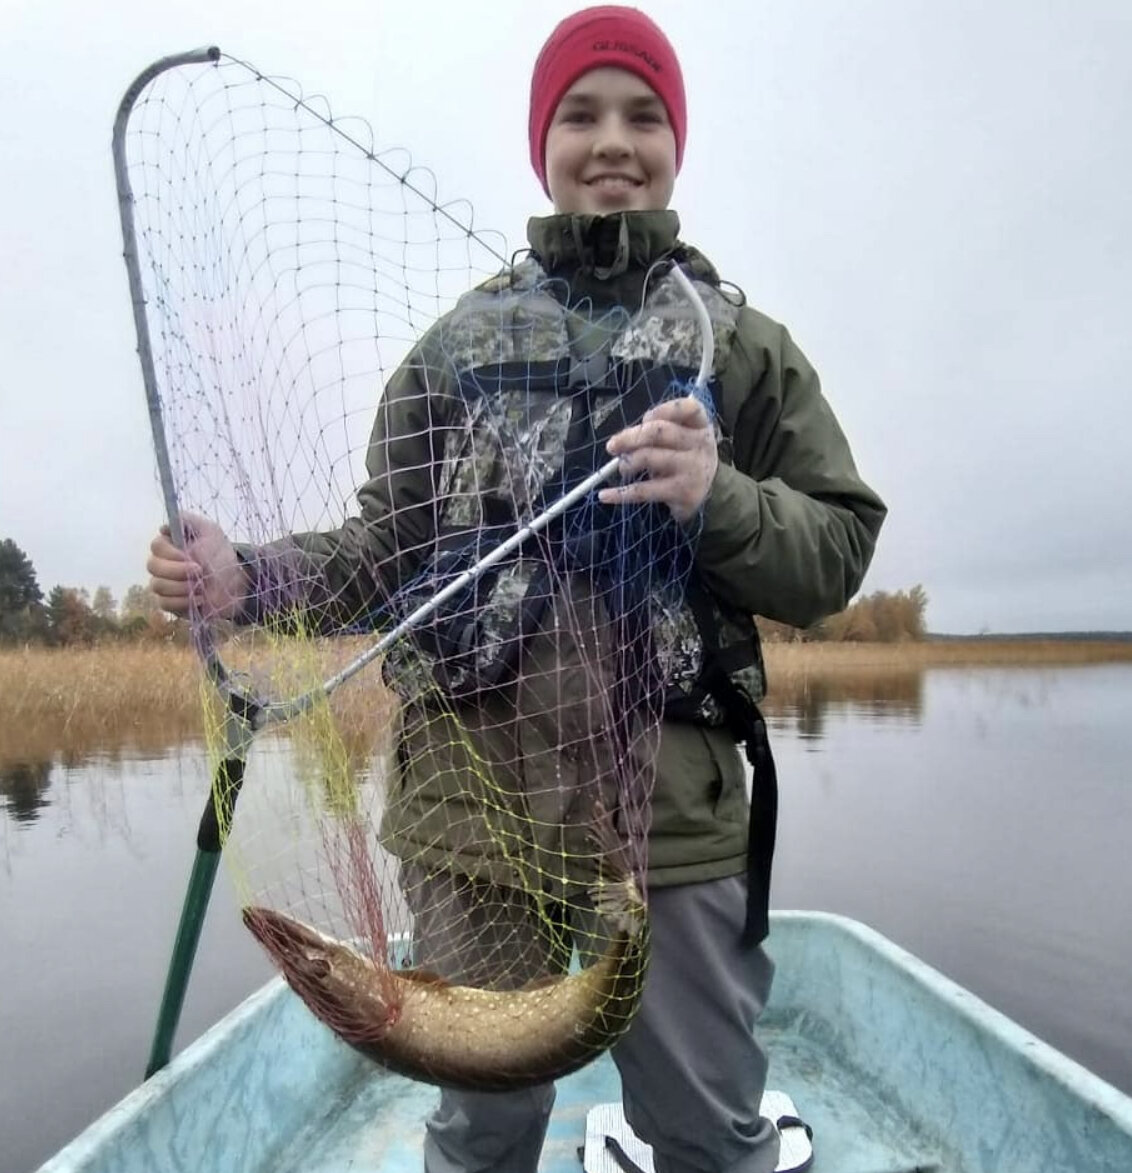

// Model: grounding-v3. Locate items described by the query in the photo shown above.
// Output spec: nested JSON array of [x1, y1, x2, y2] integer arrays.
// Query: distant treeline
[[0, 537, 185, 647], [3, 534, 930, 648], [0, 579, 186, 646]]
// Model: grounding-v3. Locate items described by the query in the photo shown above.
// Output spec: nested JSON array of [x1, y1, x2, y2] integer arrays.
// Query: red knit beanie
[[529, 6, 687, 195]]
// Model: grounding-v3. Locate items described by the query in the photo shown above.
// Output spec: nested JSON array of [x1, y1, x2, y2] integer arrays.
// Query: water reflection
[[0, 667, 932, 829], [763, 667, 924, 740], [0, 711, 204, 793], [0, 759, 53, 823], [0, 743, 201, 830]]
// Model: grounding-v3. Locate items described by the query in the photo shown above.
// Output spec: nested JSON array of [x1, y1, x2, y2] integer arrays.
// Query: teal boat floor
[[269, 1012, 956, 1173]]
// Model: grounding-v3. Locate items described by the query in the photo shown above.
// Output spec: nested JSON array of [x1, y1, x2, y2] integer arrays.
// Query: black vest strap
[[685, 579, 778, 946]]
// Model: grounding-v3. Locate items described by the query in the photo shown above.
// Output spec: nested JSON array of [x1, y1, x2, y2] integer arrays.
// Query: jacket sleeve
[[239, 351, 443, 632], [695, 307, 887, 628]]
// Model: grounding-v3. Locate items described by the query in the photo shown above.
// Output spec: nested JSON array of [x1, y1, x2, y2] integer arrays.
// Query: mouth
[[244, 905, 333, 977], [584, 174, 644, 191]]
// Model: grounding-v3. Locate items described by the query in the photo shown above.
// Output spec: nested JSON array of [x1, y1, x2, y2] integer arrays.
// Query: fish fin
[[396, 967, 450, 989]]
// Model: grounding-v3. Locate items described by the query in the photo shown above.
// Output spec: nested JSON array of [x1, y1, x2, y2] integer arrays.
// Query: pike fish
[[242, 817, 648, 1091]]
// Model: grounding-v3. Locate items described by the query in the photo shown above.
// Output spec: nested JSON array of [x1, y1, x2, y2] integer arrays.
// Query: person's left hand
[[600, 396, 719, 524]]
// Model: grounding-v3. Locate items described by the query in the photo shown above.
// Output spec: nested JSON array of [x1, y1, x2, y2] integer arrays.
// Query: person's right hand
[[147, 512, 247, 621]]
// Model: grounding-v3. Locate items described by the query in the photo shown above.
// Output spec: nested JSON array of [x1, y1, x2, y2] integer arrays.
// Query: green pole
[[145, 751, 248, 1078], [145, 848, 222, 1077]]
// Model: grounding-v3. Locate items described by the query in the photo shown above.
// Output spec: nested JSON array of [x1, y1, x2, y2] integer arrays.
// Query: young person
[[148, 8, 885, 1170]]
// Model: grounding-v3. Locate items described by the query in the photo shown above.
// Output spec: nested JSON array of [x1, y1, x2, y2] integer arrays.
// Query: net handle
[[259, 262, 715, 727]]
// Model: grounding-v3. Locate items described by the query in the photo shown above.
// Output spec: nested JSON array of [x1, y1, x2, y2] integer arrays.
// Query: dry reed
[[1, 637, 1128, 766], [763, 637, 1132, 684], [0, 643, 203, 765]]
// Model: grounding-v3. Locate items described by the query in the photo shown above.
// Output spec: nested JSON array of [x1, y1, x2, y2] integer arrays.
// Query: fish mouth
[[243, 906, 333, 980]]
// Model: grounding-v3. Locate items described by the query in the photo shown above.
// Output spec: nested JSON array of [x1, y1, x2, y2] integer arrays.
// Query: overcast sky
[[2, 0, 1129, 634]]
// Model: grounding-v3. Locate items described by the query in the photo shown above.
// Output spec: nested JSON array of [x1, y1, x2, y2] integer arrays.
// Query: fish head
[[242, 906, 348, 985], [243, 905, 399, 1045]]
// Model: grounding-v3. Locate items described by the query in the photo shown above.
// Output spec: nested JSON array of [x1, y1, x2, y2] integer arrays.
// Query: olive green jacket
[[252, 210, 886, 888]]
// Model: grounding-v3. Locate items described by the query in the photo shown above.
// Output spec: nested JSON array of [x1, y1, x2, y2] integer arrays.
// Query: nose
[[592, 113, 633, 159]]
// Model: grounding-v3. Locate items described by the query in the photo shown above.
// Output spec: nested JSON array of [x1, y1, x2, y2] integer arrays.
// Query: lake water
[[2, 664, 1130, 1172]]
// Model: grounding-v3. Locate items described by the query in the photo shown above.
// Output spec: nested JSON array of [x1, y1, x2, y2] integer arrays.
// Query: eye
[[558, 108, 593, 125]]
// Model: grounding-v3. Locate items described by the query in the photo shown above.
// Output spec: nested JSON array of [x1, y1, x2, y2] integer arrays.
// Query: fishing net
[[115, 50, 709, 1089]]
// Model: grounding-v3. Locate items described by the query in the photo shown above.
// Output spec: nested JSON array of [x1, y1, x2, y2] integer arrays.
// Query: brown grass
[[1, 637, 1128, 766], [0, 644, 203, 765], [761, 638, 1132, 714], [763, 637, 1132, 684]]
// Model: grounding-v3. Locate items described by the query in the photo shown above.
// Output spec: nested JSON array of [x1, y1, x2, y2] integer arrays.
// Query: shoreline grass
[[0, 644, 203, 765], [763, 636, 1132, 679], [1, 638, 1129, 766]]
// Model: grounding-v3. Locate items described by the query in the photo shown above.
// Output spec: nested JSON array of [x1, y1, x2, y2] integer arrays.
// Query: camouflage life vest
[[392, 254, 767, 730]]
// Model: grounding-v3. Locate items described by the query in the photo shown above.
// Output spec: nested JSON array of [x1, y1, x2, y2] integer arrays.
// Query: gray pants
[[405, 870, 779, 1173]]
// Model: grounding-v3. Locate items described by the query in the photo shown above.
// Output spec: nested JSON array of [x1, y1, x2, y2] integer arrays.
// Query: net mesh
[[119, 52, 707, 1090]]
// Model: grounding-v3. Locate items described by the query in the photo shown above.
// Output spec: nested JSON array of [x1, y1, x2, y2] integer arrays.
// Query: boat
[[36, 911, 1132, 1172]]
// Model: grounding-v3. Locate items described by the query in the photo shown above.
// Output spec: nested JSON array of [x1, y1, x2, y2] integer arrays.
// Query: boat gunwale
[[35, 978, 297, 1171], [772, 909, 1132, 1131]]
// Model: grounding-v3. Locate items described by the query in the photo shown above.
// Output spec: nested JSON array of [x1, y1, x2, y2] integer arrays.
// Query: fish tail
[[588, 801, 646, 935]]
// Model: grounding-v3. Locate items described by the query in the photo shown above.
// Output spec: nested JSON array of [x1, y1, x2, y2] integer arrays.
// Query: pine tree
[[0, 538, 46, 643]]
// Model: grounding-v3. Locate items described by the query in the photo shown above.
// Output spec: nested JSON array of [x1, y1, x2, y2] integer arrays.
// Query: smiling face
[[544, 67, 677, 215]]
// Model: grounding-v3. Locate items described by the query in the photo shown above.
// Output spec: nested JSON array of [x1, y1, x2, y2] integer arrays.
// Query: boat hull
[[37, 912, 1132, 1173]]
